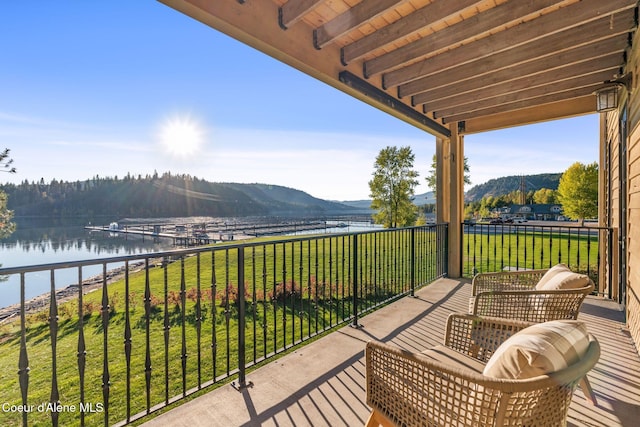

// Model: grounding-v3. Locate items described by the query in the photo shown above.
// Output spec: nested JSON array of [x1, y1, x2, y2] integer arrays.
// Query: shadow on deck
[[141, 278, 640, 427]]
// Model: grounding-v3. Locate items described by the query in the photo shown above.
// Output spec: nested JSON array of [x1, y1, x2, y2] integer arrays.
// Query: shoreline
[[0, 261, 147, 324]]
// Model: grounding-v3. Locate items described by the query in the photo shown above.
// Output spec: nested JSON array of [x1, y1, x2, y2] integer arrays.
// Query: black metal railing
[[0, 224, 447, 427], [462, 222, 612, 295]]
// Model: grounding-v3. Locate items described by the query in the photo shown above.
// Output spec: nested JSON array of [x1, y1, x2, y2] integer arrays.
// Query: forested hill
[[465, 173, 562, 202], [0, 174, 356, 218]]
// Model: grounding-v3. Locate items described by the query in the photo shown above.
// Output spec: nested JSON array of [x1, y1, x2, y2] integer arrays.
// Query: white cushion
[[535, 264, 590, 290], [483, 320, 590, 379]]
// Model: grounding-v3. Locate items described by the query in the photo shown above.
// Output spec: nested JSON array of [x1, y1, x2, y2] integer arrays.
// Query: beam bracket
[[338, 71, 451, 137]]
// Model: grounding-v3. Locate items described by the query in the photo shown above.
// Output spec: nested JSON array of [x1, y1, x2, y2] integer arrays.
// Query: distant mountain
[[465, 173, 562, 202], [413, 191, 436, 205], [342, 175, 561, 208], [1, 174, 363, 218], [340, 191, 435, 210], [339, 199, 373, 210]]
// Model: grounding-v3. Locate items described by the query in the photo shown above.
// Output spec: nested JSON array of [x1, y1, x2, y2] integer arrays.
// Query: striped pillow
[[483, 320, 590, 379]]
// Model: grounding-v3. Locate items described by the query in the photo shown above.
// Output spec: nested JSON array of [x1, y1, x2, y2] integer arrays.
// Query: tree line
[[368, 145, 598, 227], [0, 172, 269, 218]]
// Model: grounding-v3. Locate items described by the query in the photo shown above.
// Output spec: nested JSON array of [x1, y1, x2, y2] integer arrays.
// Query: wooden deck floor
[[141, 278, 640, 427]]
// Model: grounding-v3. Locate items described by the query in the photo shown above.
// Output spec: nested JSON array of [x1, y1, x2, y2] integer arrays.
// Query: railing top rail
[[0, 223, 448, 275], [463, 222, 613, 231]]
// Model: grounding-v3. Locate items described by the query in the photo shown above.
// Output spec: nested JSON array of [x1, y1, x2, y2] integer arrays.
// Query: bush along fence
[[0, 224, 447, 427]]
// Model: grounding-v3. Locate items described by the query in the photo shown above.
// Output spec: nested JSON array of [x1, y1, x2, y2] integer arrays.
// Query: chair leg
[[365, 409, 394, 427], [579, 375, 597, 405]]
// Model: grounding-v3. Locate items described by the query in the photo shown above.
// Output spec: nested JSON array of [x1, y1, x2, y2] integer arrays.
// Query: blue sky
[[0, 1, 599, 201]]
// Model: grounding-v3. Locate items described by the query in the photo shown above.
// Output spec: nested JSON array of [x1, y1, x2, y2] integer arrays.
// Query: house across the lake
[[495, 204, 565, 221]]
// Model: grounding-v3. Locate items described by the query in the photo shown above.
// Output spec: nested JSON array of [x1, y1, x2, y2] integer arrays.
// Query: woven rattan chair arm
[[444, 313, 532, 362], [471, 269, 548, 295], [471, 285, 593, 322], [365, 337, 600, 426], [365, 340, 498, 426]]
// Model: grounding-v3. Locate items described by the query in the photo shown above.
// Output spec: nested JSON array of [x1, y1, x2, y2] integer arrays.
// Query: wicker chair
[[365, 313, 600, 427], [469, 267, 597, 405], [470, 269, 594, 323]]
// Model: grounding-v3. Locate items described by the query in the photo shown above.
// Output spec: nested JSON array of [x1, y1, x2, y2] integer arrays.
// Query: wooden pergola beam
[[279, 0, 324, 29], [363, 0, 566, 77], [382, 2, 635, 87], [435, 72, 613, 119], [340, 0, 484, 64], [443, 86, 598, 124], [390, 17, 632, 93], [463, 97, 595, 134], [421, 59, 620, 112], [313, 0, 402, 49], [398, 34, 628, 99], [158, 0, 450, 137]]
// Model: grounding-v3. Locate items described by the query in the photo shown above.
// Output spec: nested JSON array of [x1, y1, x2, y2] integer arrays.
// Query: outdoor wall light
[[595, 86, 619, 112], [595, 73, 633, 113]]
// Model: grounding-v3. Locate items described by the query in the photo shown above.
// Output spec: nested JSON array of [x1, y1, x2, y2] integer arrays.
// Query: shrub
[[217, 282, 250, 308], [268, 280, 301, 303]]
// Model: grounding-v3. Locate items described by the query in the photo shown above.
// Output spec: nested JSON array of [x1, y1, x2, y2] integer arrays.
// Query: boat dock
[[84, 218, 342, 247]]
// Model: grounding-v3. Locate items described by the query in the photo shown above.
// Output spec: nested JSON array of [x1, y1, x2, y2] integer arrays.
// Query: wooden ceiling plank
[[364, 0, 566, 77], [314, 0, 404, 49], [384, 10, 635, 88], [340, 0, 484, 64], [434, 70, 615, 118], [442, 86, 600, 123], [419, 55, 622, 110], [401, 36, 627, 99], [279, 0, 324, 29]]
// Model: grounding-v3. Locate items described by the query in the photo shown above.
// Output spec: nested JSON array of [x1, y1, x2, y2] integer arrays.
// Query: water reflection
[[0, 216, 376, 309], [0, 218, 175, 308]]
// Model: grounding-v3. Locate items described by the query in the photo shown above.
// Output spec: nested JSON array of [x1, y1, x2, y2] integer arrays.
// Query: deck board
[[140, 278, 640, 427]]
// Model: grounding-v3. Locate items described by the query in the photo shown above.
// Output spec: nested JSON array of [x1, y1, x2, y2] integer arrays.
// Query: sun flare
[[159, 117, 204, 158]]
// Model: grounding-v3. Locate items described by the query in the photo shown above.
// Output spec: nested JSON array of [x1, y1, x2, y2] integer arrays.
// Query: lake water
[[0, 216, 377, 308], [0, 218, 177, 308]]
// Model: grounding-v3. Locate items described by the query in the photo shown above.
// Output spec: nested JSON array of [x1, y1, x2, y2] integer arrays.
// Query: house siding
[[614, 29, 640, 355], [604, 110, 621, 302], [628, 106, 640, 355]]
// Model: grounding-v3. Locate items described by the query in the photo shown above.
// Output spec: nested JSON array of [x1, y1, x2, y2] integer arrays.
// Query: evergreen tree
[[0, 148, 16, 238]]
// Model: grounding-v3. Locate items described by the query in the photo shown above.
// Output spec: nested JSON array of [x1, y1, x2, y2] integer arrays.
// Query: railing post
[[351, 234, 361, 328], [444, 224, 449, 277], [410, 227, 416, 297], [234, 245, 252, 390], [608, 228, 614, 300]]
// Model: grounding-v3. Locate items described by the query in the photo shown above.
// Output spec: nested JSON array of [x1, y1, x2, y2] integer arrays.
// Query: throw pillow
[[483, 320, 590, 379], [534, 264, 570, 290]]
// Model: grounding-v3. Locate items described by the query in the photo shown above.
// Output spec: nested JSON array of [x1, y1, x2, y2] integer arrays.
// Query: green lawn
[[463, 228, 603, 282], [0, 230, 435, 426]]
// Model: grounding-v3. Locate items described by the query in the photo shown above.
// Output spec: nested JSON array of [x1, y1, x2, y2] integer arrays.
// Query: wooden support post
[[436, 124, 464, 278]]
